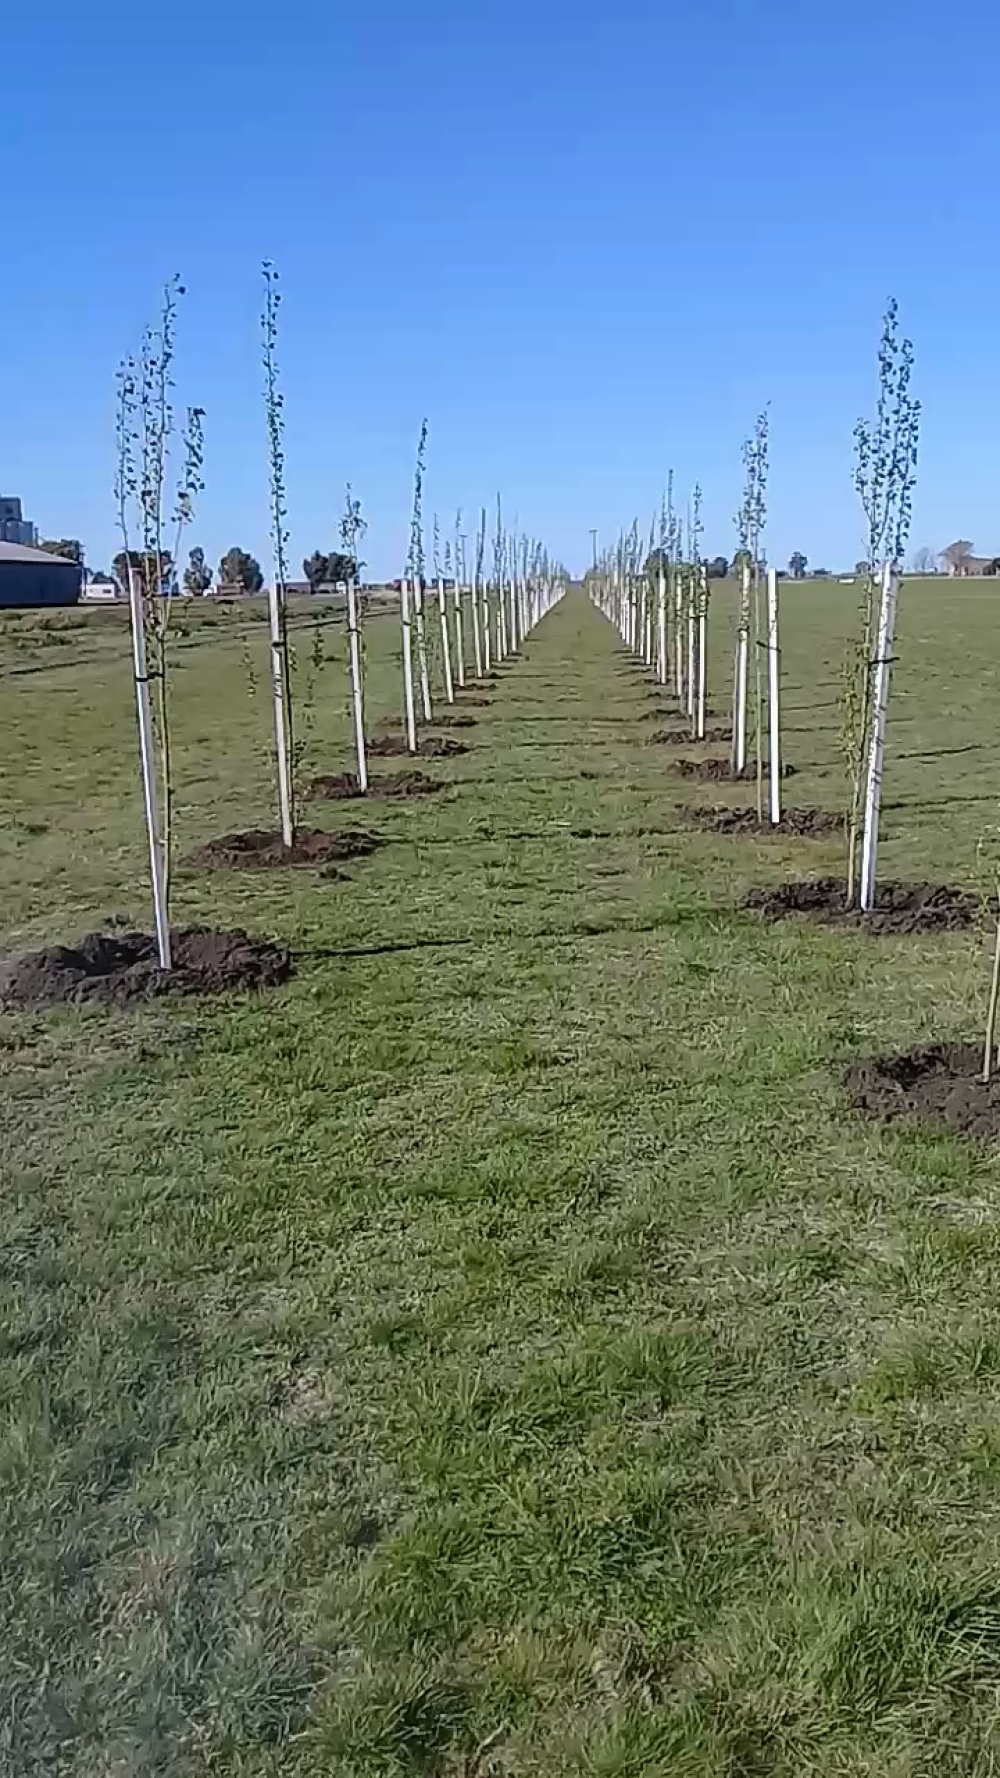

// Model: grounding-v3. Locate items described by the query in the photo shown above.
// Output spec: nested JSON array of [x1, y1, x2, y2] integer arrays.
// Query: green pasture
[[4, 577, 1000, 1775]]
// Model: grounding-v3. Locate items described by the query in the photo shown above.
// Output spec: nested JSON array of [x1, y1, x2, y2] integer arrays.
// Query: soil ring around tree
[[184, 827, 381, 870], [669, 758, 798, 782], [367, 733, 469, 760], [743, 876, 978, 935], [0, 927, 293, 1012], [844, 1044, 1000, 1140], [683, 806, 844, 837], [649, 725, 733, 747]]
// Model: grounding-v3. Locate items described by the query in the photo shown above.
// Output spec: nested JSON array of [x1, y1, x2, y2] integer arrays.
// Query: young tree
[[218, 546, 263, 594], [183, 546, 212, 597], [115, 276, 203, 967], [261, 260, 296, 848], [844, 296, 920, 907], [731, 412, 769, 778], [341, 485, 368, 790]]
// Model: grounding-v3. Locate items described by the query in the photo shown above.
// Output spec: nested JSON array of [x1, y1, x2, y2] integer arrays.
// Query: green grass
[[4, 580, 1000, 1775]]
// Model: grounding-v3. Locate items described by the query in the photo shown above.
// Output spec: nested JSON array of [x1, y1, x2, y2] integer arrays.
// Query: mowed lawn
[[6, 579, 1000, 1775]]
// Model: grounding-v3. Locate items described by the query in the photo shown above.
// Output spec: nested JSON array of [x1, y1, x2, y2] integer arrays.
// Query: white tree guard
[[860, 564, 899, 910], [128, 568, 172, 968], [267, 576, 294, 848], [767, 567, 781, 825], [346, 578, 368, 792], [400, 575, 418, 753]]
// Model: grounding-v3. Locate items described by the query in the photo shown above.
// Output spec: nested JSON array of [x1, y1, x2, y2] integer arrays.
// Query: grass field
[[5, 578, 1000, 1775]]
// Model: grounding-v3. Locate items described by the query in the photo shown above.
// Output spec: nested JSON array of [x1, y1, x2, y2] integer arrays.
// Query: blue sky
[[1, 0, 998, 578]]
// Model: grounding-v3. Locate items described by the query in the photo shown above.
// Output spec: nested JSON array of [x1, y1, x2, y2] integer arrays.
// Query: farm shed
[[0, 540, 83, 608]]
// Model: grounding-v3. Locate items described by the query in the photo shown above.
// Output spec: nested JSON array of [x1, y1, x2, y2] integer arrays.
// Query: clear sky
[[2, 0, 998, 580]]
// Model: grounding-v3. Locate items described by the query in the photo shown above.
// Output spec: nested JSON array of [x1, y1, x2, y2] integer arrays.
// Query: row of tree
[[103, 545, 361, 597]]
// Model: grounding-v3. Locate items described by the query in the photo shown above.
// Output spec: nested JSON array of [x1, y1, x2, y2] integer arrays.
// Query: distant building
[[0, 496, 37, 547], [0, 540, 82, 608]]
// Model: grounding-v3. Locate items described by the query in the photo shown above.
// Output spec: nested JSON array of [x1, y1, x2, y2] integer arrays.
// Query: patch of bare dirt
[[649, 725, 733, 747], [845, 1044, 1000, 1139], [308, 773, 365, 801], [684, 806, 844, 837], [743, 877, 978, 933], [368, 733, 468, 758], [373, 771, 446, 798], [669, 758, 798, 782], [185, 827, 381, 868], [0, 928, 292, 1010]]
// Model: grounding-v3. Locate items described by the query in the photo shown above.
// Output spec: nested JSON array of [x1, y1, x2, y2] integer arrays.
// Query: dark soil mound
[[309, 773, 364, 801], [844, 1044, 1000, 1139], [0, 927, 292, 1010], [368, 733, 468, 759], [455, 695, 493, 706], [743, 877, 978, 934], [649, 725, 733, 747], [186, 827, 380, 869], [684, 806, 844, 837], [374, 771, 446, 798], [670, 758, 797, 782], [429, 713, 477, 728]]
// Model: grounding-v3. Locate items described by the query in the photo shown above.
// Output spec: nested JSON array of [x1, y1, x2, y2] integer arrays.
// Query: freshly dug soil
[[368, 734, 468, 759], [683, 805, 844, 837], [669, 758, 798, 782], [308, 773, 364, 801], [743, 877, 978, 934], [373, 771, 446, 798], [186, 827, 381, 869], [649, 725, 733, 747], [0, 927, 292, 1010], [844, 1044, 1000, 1139], [429, 713, 477, 728], [309, 771, 445, 800], [454, 696, 493, 706]]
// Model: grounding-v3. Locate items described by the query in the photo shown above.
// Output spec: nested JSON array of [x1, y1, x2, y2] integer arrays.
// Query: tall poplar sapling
[[732, 409, 769, 779], [433, 515, 455, 702], [407, 420, 433, 722], [843, 299, 919, 904], [115, 277, 204, 967], [476, 508, 490, 673], [341, 484, 368, 791], [262, 261, 296, 847], [453, 512, 467, 687]]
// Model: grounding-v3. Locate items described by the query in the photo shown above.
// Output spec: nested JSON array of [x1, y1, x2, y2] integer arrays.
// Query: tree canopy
[[217, 547, 263, 595], [789, 551, 809, 579], [39, 538, 84, 565], [183, 546, 213, 597], [303, 550, 359, 590]]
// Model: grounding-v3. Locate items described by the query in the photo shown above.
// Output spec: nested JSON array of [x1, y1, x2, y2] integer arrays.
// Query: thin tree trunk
[[470, 567, 483, 677], [983, 895, 1000, 1083], [859, 564, 899, 912], [453, 577, 466, 687], [414, 577, 433, 719], [346, 577, 368, 791], [437, 575, 455, 702], [128, 568, 172, 968], [686, 577, 696, 722]]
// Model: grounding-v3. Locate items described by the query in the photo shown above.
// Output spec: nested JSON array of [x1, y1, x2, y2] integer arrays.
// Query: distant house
[[940, 542, 1000, 576], [0, 540, 82, 608]]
